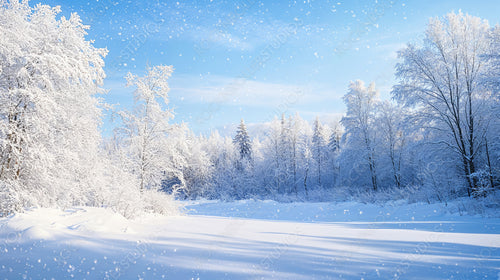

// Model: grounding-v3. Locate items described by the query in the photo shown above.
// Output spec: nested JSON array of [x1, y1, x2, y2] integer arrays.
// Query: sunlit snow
[[1, 201, 499, 279]]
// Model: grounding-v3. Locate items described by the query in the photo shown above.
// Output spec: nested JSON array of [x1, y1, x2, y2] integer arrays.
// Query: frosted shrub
[[0, 180, 22, 217], [470, 170, 495, 197], [141, 189, 182, 216]]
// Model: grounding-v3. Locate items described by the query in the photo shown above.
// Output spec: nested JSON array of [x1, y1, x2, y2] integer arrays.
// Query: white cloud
[[169, 74, 342, 109]]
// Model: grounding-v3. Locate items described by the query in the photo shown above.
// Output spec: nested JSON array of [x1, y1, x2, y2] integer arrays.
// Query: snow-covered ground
[[0, 200, 499, 280]]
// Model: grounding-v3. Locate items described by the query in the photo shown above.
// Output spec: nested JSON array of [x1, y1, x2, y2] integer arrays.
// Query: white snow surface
[[0, 200, 499, 280]]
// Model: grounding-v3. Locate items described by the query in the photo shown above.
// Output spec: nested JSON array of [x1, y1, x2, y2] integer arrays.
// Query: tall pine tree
[[233, 119, 252, 161]]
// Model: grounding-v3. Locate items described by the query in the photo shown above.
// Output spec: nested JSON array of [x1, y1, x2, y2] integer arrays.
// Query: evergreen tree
[[233, 119, 252, 161], [328, 130, 340, 153], [327, 122, 342, 187]]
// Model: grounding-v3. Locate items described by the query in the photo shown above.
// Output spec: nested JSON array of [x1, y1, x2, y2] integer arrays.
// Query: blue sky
[[42, 0, 500, 135]]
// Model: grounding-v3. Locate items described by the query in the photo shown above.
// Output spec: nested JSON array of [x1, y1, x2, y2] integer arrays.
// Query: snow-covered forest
[[1, 1, 500, 215], [1, 1, 499, 279], [166, 12, 500, 203]]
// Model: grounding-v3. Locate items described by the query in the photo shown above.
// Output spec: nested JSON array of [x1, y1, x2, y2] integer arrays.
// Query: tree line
[[175, 11, 500, 202], [1, 1, 499, 217]]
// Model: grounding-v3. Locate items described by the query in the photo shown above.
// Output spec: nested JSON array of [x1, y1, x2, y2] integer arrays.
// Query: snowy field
[[0, 200, 499, 280]]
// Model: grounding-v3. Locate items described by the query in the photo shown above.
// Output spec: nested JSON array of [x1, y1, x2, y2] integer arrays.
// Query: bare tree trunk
[[293, 142, 297, 196], [368, 153, 378, 191], [304, 165, 309, 198], [364, 132, 377, 191], [485, 138, 495, 189], [390, 153, 401, 188], [317, 147, 321, 186]]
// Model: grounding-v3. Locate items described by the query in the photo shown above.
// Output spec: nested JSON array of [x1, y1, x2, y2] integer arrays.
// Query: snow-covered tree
[[229, 119, 255, 198], [393, 11, 498, 196], [328, 125, 341, 154], [233, 119, 252, 161], [287, 114, 306, 195], [0, 0, 107, 213], [167, 127, 213, 199], [341, 80, 380, 191], [262, 116, 286, 195], [312, 117, 328, 187], [327, 120, 343, 187], [115, 65, 176, 192], [205, 131, 240, 199], [248, 114, 314, 199], [295, 116, 314, 196], [301, 141, 313, 197], [483, 25, 500, 190], [377, 101, 407, 189]]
